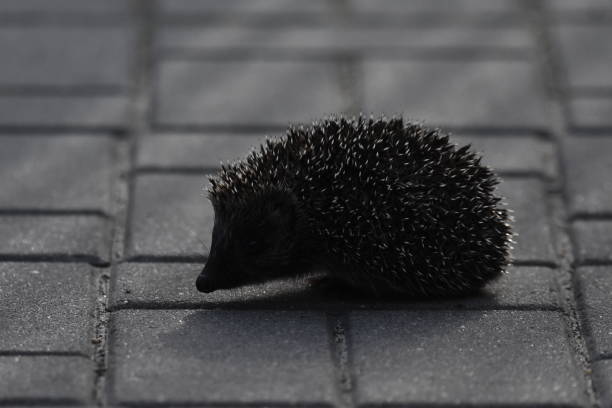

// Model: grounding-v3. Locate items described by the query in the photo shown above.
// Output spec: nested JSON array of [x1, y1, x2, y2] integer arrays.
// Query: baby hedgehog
[[196, 116, 512, 297]]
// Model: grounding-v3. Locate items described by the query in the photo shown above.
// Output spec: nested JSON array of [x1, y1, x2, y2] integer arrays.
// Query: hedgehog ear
[[262, 188, 296, 229]]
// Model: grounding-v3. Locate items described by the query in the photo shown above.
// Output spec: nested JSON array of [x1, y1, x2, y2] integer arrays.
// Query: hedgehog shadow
[[161, 297, 487, 360], [159, 280, 499, 357], [199, 276, 501, 310]]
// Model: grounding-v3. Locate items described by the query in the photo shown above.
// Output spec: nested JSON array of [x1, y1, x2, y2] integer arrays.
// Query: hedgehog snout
[[196, 259, 219, 293], [197, 256, 238, 293], [196, 272, 216, 293]]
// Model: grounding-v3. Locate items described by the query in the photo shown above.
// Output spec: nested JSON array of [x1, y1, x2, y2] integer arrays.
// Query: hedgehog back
[[211, 117, 511, 297]]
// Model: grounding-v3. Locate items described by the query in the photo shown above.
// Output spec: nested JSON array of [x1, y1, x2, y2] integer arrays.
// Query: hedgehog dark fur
[[196, 116, 512, 297]]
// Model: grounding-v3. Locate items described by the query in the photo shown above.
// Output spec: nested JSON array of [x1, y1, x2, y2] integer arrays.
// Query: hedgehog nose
[[196, 273, 216, 293]]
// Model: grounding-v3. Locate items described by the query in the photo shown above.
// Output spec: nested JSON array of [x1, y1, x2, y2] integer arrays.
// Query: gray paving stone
[[496, 178, 556, 262], [0, 96, 129, 127], [593, 360, 612, 408], [569, 97, 612, 129], [128, 174, 212, 258], [480, 266, 559, 309], [575, 266, 612, 360], [137, 133, 268, 169], [0, 27, 133, 88], [160, 26, 531, 53], [0, 0, 131, 15], [109, 264, 559, 310], [0, 136, 113, 210], [109, 310, 336, 404], [364, 59, 549, 128], [555, 24, 612, 90], [0, 356, 94, 404], [159, 0, 335, 14], [349, 0, 521, 15], [160, 0, 522, 16], [0, 263, 95, 353], [547, 0, 612, 13], [156, 60, 350, 126], [573, 221, 612, 264], [0, 215, 110, 262], [350, 310, 586, 405], [565, 138, 612, 215], [453, 135, 556, 178]]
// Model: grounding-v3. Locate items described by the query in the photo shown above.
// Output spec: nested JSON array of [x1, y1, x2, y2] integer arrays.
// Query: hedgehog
[[195, 116, 512, 297]]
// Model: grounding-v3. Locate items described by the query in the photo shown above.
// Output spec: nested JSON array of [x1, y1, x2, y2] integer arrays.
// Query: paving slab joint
[[92, 270, 111, 406], [326, 313, 356, 408], [529, 4, 599, 405]]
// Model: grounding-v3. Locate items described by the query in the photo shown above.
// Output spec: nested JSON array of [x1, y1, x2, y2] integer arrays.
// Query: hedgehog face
[[196, 188, 298, 293]]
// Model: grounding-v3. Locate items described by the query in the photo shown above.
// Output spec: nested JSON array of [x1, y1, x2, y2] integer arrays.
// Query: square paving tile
[[575, 267, 612, 359], [454, 135, 556, 178], [569, 97, 612, 129], [156, 60, 351, 126], [555, 24, 612, 90], [592, 359, 612, 408], [349, 0, 522, 16], [128, 174, 212, 258], [572, 220, 612, 264], [0, 263, 95, 353], [0, 0, 131, 15], [0, 215, 110, 263], [159, 26, 532, 53], [109, 310, 337, 405], [364, 59, 549, 128], [0, 95, 130, 128], [0, 135, 113, 211], [496, 178, 556, 263], [564, 137, 612, 215], [0, 26, 133, 88], [0, 356, 94, 404], [350, 310, 587, 405], [158, 0, 335, 15]]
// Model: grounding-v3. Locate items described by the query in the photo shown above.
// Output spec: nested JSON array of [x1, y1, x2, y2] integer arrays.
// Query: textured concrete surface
[[0, 356, 94, 404], [128, 174, 214, 259], [575, 267, 612, 360], [109, 310, 336, 405], [364, 59, 549, 128], [453, 135, 557, 179], [157, 60, 352, 126], [496, 178, 556, 262], [569, 97, 612, 129], [555, 24, 612, 90], [0, 263, 95, 353], [0, 136, 113, 210], [350, 310, 586, 406], [0, 95, 130, 127], [1, 0, 611, 407], [565, 138, 612, 215], [137, 133, 267, 169], [593, 360, 612, 408], [0, 215, 110, 263], [0, 26, 133, 88], [573, 221, 612, 264], [159, 26, 533, 52]]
